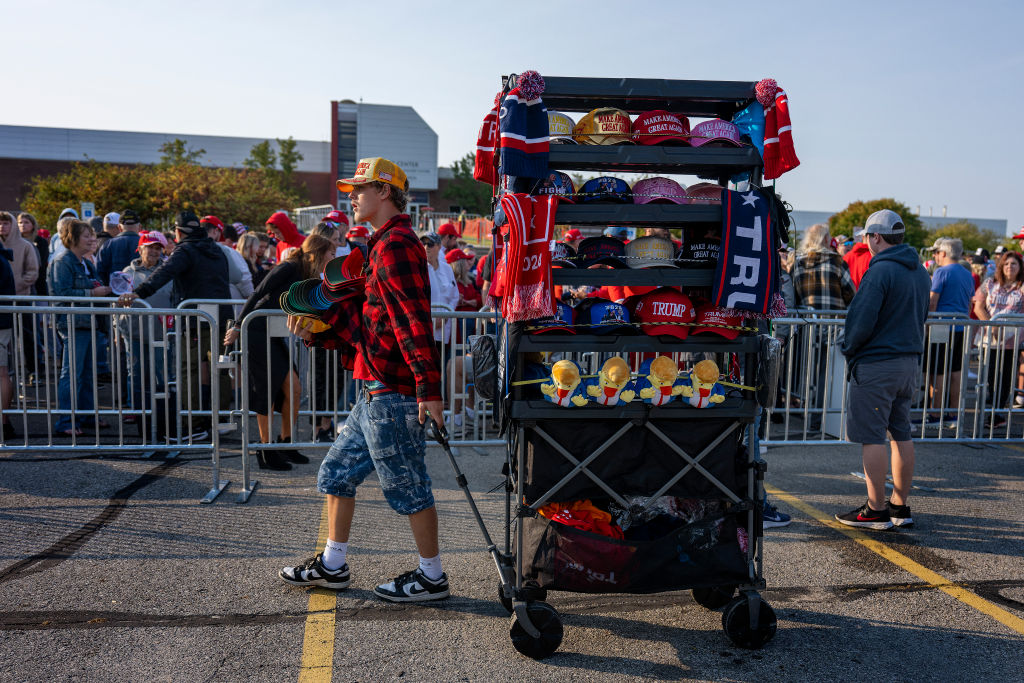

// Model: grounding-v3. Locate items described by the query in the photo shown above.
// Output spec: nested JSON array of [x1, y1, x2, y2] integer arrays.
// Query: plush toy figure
[[635, 356, 684, 406], [584, 357, 636, 406], [680, 359, 726, 408], [540, 359, 589, 407]]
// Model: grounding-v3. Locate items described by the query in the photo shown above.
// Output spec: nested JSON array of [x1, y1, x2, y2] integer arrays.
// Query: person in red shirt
[[446, 248, 482, 311], [279, 157, 449, 603], [563, 228, 584, 251], [265, 211, 305, 261], [844, 227, 873, 289]]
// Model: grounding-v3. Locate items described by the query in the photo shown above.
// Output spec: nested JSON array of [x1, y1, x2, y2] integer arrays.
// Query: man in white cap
[[838, 210, 930, 530]]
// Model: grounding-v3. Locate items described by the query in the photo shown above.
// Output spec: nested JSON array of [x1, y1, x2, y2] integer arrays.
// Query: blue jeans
[[317, 391, 434, 515], [56, 328, 96, 431]]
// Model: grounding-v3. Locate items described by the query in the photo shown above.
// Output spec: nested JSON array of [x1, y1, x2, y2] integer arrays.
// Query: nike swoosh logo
[[405, 585, 427, 595]]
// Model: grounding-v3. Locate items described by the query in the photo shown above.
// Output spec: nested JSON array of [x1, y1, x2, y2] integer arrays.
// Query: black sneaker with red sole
[[835, 501, 893, 530]]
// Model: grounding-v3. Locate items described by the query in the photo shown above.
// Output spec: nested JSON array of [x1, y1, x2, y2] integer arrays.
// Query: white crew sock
[[464, 406, 475, 420], [419, 554, 443, 580], [453, 413, 463, 427], [322, 539, 347, 570]]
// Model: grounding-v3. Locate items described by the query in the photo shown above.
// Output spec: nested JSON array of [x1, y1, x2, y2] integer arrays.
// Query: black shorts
[[927, 328, 966, 373]]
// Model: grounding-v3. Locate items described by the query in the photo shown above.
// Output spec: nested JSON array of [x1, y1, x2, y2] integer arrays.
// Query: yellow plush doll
[[680, 359, 726, 408], [540, 360, 589, 407], [583, 357, 636, 406], [635, 355, 685, 406]]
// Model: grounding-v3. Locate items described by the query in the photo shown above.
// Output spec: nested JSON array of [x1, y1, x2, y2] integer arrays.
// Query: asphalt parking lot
[[1, 438, 1022, 682]]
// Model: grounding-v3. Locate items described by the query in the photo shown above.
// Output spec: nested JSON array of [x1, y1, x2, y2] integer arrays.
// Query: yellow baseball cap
[[572, 108, 633, 145], [336, 157, 409, 192]]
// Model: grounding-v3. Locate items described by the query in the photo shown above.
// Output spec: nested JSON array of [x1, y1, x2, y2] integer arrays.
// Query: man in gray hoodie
[[837, 210, 931, 531]]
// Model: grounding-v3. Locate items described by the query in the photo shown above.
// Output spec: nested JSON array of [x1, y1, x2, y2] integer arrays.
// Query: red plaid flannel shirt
[[356, 214, 442, 401], [312, 215, 441, 400]]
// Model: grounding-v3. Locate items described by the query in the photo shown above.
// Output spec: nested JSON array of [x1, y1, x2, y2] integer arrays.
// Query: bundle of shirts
[[537, 496, 744, 550]]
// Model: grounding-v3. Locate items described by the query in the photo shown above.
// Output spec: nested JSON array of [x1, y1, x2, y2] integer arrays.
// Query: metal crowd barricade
[[0, 301, 228, 503], [232, 308, 498, 502], [761, 311, 1024, 445]]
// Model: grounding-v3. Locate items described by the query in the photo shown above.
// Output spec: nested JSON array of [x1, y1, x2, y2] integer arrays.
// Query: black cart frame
[[447, 75, 779, 658]]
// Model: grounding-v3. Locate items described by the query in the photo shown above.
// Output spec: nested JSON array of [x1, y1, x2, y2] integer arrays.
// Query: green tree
[[926, 220, 1002, 255], [277, 137, 304, 183], [22, 161, 304, 230], [244, 140, 277, 171], [158, 138, 206, 167], [829, 198, 928, 248], [441, 152, 492, 216]]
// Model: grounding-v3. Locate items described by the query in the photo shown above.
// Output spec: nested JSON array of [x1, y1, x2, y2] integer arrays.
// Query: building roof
[[0, 124, 330, 172]]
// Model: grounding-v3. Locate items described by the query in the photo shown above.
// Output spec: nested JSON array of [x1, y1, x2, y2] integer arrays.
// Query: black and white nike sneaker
[[279, 553, 350, 589], [373, 568, 449, 603]]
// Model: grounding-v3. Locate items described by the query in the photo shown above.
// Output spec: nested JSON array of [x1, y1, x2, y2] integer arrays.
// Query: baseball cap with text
[[624, 235, 677, 268], [548, 111, 577, 144], [324, 209, 350, 226], [854, 209, 905, 237], [631, 110, 690, 145], [689, 119, 743, 148], [692, 303, 743, 340], [337, 157, 409, 192], [632, 177, 687, 205], [573, 108, 633, 145], [628, 287, 696, 340], [347, 225, 370, 239]]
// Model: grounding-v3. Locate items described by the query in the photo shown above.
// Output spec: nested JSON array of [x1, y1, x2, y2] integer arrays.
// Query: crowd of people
[[775, 221, 1024, 429], [0, 206, 492, 451]]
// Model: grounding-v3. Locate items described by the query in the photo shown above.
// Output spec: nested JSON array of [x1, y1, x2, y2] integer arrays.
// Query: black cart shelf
[[467, 74, 777, 659]]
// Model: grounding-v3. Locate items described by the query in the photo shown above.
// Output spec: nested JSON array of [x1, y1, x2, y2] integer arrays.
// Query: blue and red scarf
[[712, 188, 782, 317]]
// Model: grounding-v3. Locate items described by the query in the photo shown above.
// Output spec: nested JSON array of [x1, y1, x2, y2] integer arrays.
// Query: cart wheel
[[498, 582, 548, 615], [509, 602, 563, 659], [498, 581, 513, 614], [692, 585, 737, 610], [722, 596, 777, 649]]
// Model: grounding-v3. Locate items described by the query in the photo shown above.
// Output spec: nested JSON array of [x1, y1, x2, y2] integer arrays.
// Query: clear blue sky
[[4, 0, 1022, 234]]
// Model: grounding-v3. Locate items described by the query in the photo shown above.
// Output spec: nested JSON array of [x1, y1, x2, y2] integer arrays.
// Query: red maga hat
[[347, 225, 369, 239], [563, 228, 584, 241], [324, 210, 350, 226], [692, 302, 743, 340], [628, 287, 696, 340], [631, 110, 690, 146], [200, 215, 225, 230], [438, 222, 460, 237], [445, 248, 473, 264]]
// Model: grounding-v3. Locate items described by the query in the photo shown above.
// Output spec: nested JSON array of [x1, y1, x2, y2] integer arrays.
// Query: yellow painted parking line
[[765, 484, 1024, 635], [298, 500, 336, 683]]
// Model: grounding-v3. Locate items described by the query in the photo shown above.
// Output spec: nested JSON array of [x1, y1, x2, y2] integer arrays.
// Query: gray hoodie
[[840, 243, 931, 373]]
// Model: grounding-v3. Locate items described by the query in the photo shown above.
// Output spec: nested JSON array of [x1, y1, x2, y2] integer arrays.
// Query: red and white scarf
[[763, 87, 800, 181], [498, 193, 557, 321], [473, 91, 501, 186]]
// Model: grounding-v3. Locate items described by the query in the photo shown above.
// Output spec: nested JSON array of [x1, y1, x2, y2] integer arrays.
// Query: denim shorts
[[317, 391, 434, 515]]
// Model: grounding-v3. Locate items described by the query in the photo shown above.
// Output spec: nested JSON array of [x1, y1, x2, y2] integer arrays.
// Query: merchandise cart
[[443, 75, 780, 659]]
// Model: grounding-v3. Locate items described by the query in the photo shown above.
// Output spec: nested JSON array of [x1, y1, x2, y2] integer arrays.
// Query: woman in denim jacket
[[46, 220, 112, 436]]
